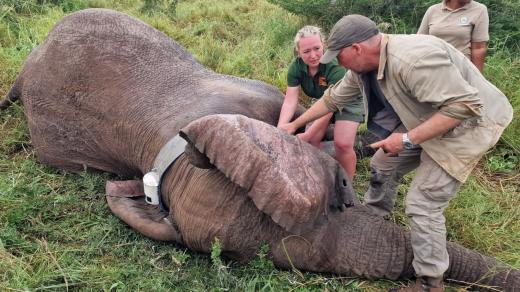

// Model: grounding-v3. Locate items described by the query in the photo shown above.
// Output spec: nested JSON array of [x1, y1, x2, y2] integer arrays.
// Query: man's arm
[[371, 46, 484, 154], [407, 112, 462, 144], [471, 41, 487, 72], [278, 98, 332, 135], [370, 112, 462, 154], [277, 86, 300, 127]]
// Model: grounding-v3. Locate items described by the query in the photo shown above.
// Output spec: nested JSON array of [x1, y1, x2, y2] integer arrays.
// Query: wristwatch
[[402, 133, 416, 150]]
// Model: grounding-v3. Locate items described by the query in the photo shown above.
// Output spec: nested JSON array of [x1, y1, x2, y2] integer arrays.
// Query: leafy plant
[[247, 243, 275, 272], [486, 146, 519, 173], [210, 237, 238, 288]]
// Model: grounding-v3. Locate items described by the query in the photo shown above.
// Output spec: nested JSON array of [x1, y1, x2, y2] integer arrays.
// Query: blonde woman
[[277, 26, 364, 180]]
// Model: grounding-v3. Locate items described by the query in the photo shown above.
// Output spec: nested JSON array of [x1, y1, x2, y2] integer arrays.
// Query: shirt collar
[[441, 0, 472, 11], [377, 34, 389, 80], [299, 58, 327, 76]]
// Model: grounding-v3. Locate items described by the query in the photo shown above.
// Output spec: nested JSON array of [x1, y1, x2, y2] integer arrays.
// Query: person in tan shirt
[[418, 0, 489, 72], [280, 14, 512, 291]]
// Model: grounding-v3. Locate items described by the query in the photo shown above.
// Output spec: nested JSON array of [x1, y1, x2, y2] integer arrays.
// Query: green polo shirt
[[287, 57, 364, 123], [287, 58, 345, 99]]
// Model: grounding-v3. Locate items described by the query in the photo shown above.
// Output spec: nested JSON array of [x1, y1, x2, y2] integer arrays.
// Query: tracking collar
[[142, 134, 187, 212]]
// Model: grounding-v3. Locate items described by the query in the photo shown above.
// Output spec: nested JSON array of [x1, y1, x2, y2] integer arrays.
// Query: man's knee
[[407, 152, 461, 211], [364, 165, 401, 215], [406, 179, 459, 218], [369, 148, 395, 172], [405, 187, 452, 219]]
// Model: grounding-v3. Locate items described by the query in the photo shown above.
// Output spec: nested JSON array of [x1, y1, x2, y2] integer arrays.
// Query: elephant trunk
[[271, 207, 519, 291], [445, 242, 520, 291], [269, 206, 415, 280]]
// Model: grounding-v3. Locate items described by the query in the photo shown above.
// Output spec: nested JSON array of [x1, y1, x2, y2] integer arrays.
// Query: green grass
[[1, 0, 519, 291]]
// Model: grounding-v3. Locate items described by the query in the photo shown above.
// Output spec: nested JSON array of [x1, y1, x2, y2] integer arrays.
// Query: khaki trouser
[[364, 148, 461, 278]]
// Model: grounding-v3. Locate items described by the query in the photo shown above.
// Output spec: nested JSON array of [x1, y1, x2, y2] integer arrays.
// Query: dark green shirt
[[287, 57, 346, 99]]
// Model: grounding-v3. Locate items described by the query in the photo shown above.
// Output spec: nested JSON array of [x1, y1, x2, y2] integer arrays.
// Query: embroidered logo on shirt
[[458, 17, 469, 25], [318, 76, 327, 87]]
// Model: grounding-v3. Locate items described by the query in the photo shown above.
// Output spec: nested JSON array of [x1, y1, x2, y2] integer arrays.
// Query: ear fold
[[182, 138, 215, 169]]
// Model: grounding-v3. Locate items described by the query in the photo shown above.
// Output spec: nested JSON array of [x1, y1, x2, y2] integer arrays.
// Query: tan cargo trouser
[[364, 148, 461, 278]]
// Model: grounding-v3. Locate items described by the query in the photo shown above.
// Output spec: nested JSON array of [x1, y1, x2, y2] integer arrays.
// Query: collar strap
[[143, 134, 187, 212]]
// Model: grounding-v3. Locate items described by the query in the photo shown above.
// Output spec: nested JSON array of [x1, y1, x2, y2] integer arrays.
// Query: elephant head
[[2, 8, 518, 291]]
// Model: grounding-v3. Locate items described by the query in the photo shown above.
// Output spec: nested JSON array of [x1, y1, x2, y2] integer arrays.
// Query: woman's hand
[[278, 122, 297, 135], [277, 86, 300, 127]]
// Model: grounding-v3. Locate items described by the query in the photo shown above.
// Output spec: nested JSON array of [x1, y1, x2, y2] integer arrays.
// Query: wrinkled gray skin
[[3, 9, 518, 291]]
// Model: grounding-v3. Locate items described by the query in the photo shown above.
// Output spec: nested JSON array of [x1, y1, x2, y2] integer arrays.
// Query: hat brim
[[320, 49, 340, 64]]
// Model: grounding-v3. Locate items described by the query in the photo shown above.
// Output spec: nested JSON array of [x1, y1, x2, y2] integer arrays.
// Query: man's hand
[[278, 122, 297, 135], [370, 132, 404, 155]]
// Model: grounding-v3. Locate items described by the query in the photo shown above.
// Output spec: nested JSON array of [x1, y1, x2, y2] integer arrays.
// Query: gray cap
[[320, 14, 379, 64]]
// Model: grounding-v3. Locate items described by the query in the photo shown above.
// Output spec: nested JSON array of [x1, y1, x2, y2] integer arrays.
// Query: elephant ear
[[179, 114, 359, 235]]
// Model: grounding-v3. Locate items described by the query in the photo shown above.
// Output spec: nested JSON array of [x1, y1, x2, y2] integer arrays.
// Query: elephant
[[2, 8, 518, 291]]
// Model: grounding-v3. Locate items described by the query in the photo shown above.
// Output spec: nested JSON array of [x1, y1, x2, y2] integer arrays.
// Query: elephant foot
[[106, 180, 181, 242]]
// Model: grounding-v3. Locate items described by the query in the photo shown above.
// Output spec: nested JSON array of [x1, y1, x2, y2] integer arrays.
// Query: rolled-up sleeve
[[322, 70, 363, 113], [405, 50, 483, 120]]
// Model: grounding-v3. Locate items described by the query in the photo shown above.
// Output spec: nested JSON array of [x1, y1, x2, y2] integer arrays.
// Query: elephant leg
[[106, 180, 181, 242]]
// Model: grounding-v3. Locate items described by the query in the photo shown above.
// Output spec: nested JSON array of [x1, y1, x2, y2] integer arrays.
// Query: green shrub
[[140, 0, 178, 19], [0, 0, 45, 14], [268, 0, 436, 33], [269, 0, 520, 52], [480, 0, 520, 52]]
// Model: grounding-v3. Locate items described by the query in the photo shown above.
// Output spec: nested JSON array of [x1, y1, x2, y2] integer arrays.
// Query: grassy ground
[[0, 0, 519, 291]]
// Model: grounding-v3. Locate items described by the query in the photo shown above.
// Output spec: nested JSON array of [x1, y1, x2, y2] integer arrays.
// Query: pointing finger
[[370, 141, 383, 149]]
